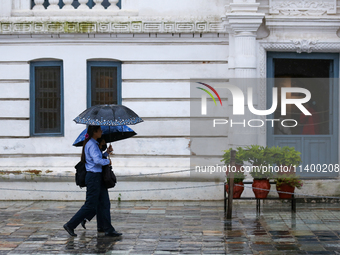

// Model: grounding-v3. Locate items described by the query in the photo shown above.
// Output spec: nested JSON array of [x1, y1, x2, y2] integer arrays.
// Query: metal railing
[[9, 0, 125, 17], [30, 0, 120, 10]]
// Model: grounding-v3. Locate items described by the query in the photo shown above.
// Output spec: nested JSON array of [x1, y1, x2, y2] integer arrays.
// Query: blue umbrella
[[73, 125, 136, 147]]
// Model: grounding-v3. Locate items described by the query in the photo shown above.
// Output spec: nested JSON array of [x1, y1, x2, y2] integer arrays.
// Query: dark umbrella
[[73, 104, 143, 126], [72, 125, 137, 147]]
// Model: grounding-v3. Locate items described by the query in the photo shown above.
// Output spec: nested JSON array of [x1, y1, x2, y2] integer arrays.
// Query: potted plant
[[225, 171, 246, 199], [244, 145, 274, 199], [244, 145, 273, 166], [270, 146, 301, 175], [221, 147, 247, 173], [275, 174, 303, 199]]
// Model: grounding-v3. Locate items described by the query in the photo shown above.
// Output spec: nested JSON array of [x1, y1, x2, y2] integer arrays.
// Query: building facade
[[0, 0, 339, 200]]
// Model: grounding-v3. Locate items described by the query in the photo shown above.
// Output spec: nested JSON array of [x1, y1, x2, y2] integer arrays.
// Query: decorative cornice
[[265, 16, 340, 32], [0, 17, 226, 34], [269, 0, 336, 16]]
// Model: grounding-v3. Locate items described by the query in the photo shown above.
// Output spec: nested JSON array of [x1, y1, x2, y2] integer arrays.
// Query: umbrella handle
[[107, 142, 113, 158], [109, 126, 112, 157]]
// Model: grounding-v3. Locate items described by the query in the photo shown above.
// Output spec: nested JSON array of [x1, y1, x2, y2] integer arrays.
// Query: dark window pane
[[35, 66, 61, 134], [91, 66, 118, 106], [273, 59, 331, 135]]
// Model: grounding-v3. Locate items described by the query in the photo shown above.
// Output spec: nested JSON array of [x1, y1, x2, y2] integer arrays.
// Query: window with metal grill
[[30, 61, 64, 136], [87, 61, 121, 107]]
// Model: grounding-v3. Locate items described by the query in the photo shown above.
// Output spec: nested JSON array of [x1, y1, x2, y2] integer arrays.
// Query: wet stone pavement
[[0, 200, 339, 254]]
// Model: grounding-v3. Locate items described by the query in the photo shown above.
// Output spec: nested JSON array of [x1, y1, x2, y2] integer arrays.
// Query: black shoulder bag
[[102, 164, 117, 189], [75, 161, 86, 188]]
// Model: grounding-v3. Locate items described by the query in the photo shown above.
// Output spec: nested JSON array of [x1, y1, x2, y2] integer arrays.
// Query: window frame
[[87, 61, 122, 108], [30, 61, 64, 137]]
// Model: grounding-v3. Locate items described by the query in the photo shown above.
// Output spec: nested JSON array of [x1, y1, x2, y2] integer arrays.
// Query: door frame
[[266, 52, 339, 178]]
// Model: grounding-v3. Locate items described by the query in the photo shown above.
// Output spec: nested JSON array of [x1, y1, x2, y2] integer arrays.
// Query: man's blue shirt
[[85, 138, 110, 173]]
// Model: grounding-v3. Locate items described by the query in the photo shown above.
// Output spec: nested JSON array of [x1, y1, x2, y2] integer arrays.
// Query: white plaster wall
[[0, 101, 29, 118], [130, 120, 190, 136], [122, 82, 189, 99], [12, 0, 30, 11], [0, 0, 12, 17], [123, 63, 228, 80], [0, 120, 29, 136], [0, 179, 339, 201], [0, 44, 228, 62], [257, 0, 269, 14], [0, 40, 229, 189], [0, 82, 29, 99], [0, 156, 190, 169], [0, 181, 225, 200], [122, 0, 226, 17], [2, 1, 340, 201], [0, 137, 191, 155], [0, 63, 28, 80]]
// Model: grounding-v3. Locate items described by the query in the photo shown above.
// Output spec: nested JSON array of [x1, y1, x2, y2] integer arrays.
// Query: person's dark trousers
[[67, 172, 114, 233], [96, 181, 111, 230], [84, 205, 104, 230], [86, 211, 96, 222]]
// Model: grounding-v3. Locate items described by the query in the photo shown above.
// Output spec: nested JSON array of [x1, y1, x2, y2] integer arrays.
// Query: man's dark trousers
[[67, 172, 114, 232]]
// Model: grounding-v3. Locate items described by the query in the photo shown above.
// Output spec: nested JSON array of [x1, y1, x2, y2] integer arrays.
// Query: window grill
[[34, 66, 61, 134], [91, 66, 118, 106]]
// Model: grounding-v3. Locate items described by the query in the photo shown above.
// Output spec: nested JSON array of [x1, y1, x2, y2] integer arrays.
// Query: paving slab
[[0, 201, 339, 254]]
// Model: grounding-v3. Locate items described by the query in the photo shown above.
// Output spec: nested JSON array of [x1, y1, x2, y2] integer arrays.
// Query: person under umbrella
[[63, 125, 122, 237], [71, 125, 137, 231], [64, 104, 143, 237], [80, 137, 108, 232]]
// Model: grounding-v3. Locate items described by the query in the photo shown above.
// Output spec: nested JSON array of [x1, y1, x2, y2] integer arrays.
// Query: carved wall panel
[[269, 0, 336, 15]]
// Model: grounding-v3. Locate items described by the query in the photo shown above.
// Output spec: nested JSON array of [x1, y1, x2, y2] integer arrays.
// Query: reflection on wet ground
[[0, 200, 339, 254]]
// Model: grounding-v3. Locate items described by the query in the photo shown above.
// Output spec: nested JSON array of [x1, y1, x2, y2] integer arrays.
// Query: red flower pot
[[276, 184, 295, 199], [252, 179, 270, 198], [226, 181, 244, 198], [277, 165, 296, 175]]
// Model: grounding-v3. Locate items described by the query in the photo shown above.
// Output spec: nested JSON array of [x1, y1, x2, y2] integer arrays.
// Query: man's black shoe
[[81, 219, 86, 229], [98, 228, 105, 233], [63, 224, 77, 237], [105, 230, 122, 237]]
